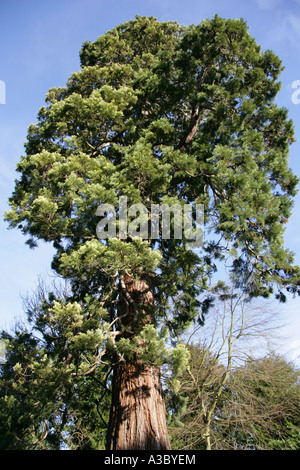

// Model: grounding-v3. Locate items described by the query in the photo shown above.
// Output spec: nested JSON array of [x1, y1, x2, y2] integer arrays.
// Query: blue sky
[[1, 0, 300, 362]]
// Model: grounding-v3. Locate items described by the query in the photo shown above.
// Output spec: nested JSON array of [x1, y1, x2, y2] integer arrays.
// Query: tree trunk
[[106, 361, 171, 450], [106, 273, 171, 450]]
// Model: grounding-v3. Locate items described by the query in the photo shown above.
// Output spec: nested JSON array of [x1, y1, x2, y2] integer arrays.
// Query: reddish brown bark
[[119, 273, 154, 335], [106, 361, 171, 450], [106, 273, 171, 450], [180, 105, 201, 152]]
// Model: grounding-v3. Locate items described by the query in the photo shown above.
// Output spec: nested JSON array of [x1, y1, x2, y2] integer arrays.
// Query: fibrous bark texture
[[106, 273, 171, 450], [106, 361, 171, 450]]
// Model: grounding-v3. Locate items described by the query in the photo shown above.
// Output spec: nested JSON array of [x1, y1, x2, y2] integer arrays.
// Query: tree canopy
[[6, 15, 299, 316]]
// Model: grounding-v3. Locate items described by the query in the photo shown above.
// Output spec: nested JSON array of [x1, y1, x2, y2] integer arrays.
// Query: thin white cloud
[[286, 12, 300, 42], [260, 6, 300, 53], [256, 0, 300, 9], [256, 0, 283, 9]]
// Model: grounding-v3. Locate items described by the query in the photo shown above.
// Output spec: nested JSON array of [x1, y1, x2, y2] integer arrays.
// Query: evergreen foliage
[[0, 285, 110, 449], [5, 16, 299, 317]]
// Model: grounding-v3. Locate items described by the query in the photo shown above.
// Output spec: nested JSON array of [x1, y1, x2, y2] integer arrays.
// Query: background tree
[[168, 294, 300, 450], [4, 15, 300, 449], [168, 292, 281, 449], [222, 353, 300, 450], [0, 281, 111, 450], [169, 345, 300, 450]]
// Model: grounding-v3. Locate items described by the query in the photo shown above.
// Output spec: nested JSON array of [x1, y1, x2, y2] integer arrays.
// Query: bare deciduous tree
[[169, 292, 284, 450]]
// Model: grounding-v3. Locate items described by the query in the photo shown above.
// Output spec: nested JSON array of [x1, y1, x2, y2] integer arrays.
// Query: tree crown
[[5, 15, 300, 339]]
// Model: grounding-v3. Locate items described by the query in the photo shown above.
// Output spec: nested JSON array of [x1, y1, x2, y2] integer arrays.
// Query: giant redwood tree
[[5, 15, 300, 449]]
